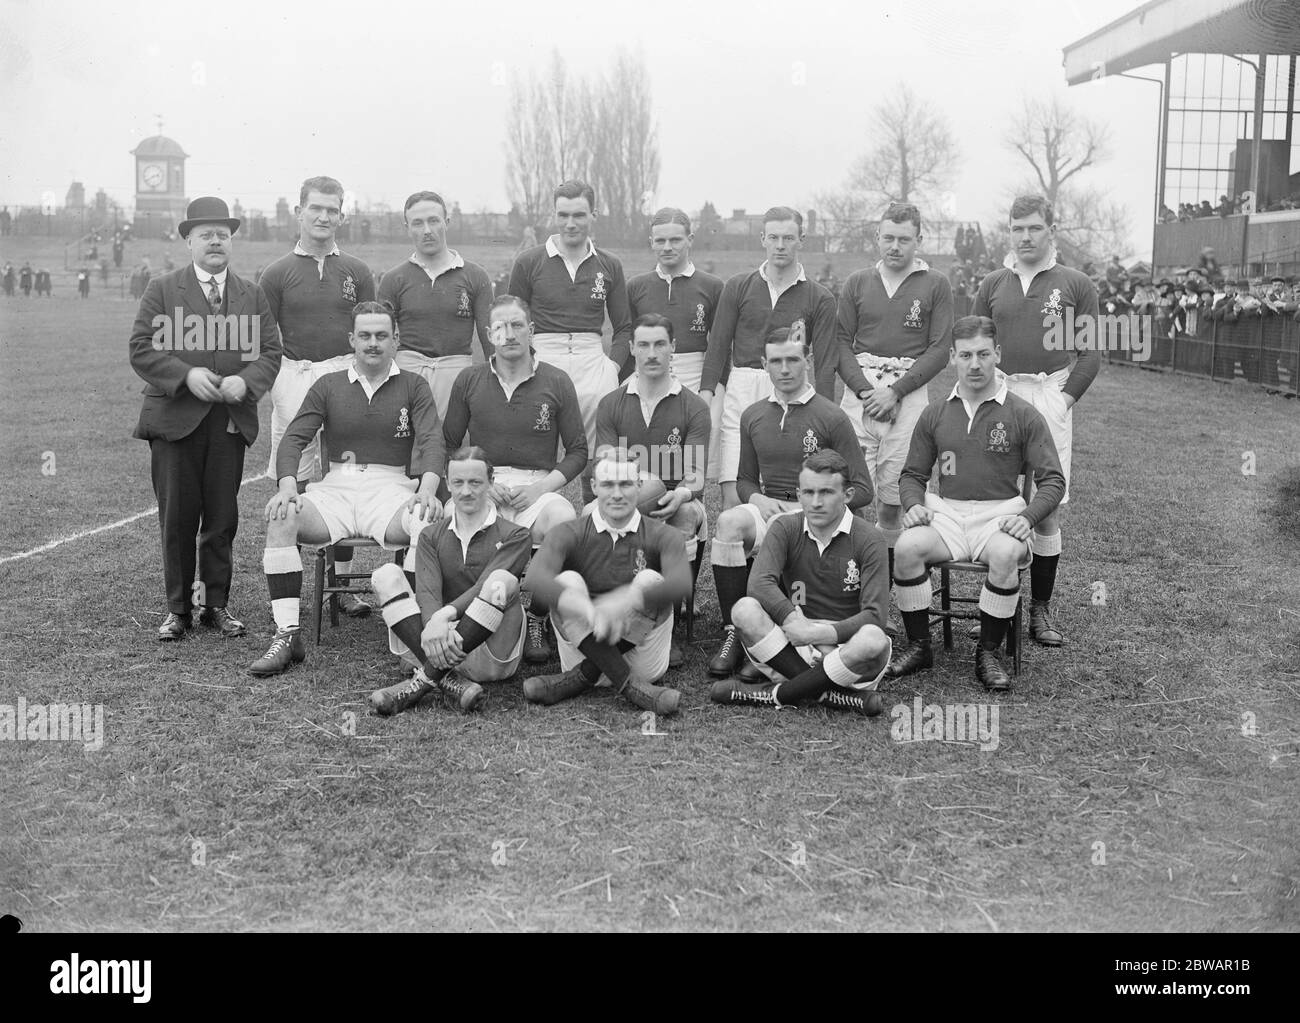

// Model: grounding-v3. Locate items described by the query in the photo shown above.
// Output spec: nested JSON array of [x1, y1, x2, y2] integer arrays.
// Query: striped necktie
[[206, 278, 221, 312]]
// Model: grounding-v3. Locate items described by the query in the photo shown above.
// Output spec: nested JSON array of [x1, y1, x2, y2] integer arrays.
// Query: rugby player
[[441, 295, 584, 664], [259, 176, 375, 616], [521, 452, 692, 716], [367, 446, 533, 716], [836, 202, 952, 582], [378, 191, 493, 419], [973, 195, 1099, 647], [698, 206, 837, 509], [710, 450, 890, 715], [707, 325, 872, 678], [249, 301, 444, 676], [888, 316, 1065, 691]]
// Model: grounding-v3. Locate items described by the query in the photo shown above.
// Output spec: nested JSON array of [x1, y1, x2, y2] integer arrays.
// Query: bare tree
[[587, 49, 660, 237], [504, 71, 554, 236], [1006, 95, 1110, 206]]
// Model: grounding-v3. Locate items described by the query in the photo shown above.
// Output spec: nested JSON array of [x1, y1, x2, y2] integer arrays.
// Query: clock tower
[[131, 132, 189, 236]]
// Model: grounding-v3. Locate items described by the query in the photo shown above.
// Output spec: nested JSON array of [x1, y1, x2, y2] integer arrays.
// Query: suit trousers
[[150, 404, 247, 613]]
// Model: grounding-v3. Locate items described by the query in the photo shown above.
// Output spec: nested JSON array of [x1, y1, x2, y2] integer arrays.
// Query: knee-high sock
[[711, 538, 750, 629], [775, 649, 861, 704], [577, 635, 631, 689], [978, 578, 1020, 650], [1030, 531, 1062, 602], [879, 528, 901, 586], [265, 546, 303, 630], [894, 571, 932, 643], [747, 625, 811, 681], [382, 594, 504, 681]]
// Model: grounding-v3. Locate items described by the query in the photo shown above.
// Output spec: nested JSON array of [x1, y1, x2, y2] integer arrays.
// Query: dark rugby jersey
[[593, 379, 711, 494], [378, 255, 493, 359], [414, 509, 532, 620], [749, 511, 890, 642], [626, 266, 724, 358], [441, 357, 587, 481], [259, 248, 375, 361], [834, 263, 953, 396], [737, 391, 873, 509]]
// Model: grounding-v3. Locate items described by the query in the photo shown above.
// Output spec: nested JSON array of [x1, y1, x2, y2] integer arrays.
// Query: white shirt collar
[[1010, 251, 1058, 276], [546, 236, 596, 262], [948, 373, 1008, 405], [759, 260, 807, 284], [590, 505, 642, 542], [348, 360, 400, 389], [294, 241, 340, 258], [655, 261, 696, 282], [193, 266, 228, 286], [802, 509, 854, 550], [449, 502, 497, 546], [768, 383, 817, 407], [408, 249, 465, 274], [875, 257, 930, 276], [625, 374, 681, 397]]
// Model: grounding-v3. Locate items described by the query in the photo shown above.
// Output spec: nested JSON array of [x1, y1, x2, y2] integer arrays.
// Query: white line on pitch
[[0, 472, 270, 566]]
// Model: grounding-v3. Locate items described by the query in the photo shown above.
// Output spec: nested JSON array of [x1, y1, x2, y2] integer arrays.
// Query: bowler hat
[[179, 197, 240, 239]]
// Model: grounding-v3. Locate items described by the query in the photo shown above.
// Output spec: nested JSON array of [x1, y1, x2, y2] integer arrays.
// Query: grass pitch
[[1, 240, 1298, 931]]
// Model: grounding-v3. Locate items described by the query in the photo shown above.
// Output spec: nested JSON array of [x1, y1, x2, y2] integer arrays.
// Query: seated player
[[442, 295, 584, 664], [707, 323, 873, 679], [521, 452, 692, 716], [249, 301, 444, 676], [367, 446, 533, 716], [710, 450, 890, 715], [592, 312, 710, 666], [888, 316, 1065, 692]]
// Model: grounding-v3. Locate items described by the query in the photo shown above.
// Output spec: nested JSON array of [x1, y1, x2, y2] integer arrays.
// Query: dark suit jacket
[[129, 264, 282, 444]]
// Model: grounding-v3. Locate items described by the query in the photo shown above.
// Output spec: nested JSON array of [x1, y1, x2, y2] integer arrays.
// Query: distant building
[[131, 134, 188, 237]]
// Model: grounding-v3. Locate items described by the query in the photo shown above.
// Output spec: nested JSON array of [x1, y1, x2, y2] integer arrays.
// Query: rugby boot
[[524, 613, 552, 664], [707, 625, 743, 677], [1028, 600, 1064, 646], [668, 639, 685, 670], [975, 646, 1013, 693], [337, 592, 372, 618], [370, 668, 435, 716], [817, 688, 884, 716], [619, 678, 681, 716], [885, 639, 933, 678], [436, 671, 486, 713], [522, 665, 593, 705], [736, 656, 765, 682], [198, 605, 246, 638], [158, 611, 192, 641], [248, 628, 306, 676], [709, 677, 781, 708]]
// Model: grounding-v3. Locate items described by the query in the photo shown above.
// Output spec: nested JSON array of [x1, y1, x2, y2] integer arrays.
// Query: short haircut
[[880, 201, 922, 235], [447, 445, 494, 479], [762, 206, 803, 233], [489, 294, 531, 321], [764, 321, 809, 356], [650, 207, 691, 232], [951, 315, 996, 347], [632, 312, 674, 344], [801, 449, 851, 489], [1009, 195, 1054, 226], [351, 300, 396, 330], [403, 191, 448, 220], [299, 176, 345, 208], [553, 180, 596, 210]]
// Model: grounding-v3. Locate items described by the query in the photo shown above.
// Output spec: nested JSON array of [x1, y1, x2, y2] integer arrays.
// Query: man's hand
[[489, 482, 515, 509], [748, 494, 786, 520], [901, 504, 933, 529], [862, 385, 900, 421], [185, 367, 223, 403], [998, 514, 1033, 542], [781, 608, 832, 647], [265, 484, 301, 522], [649, 486, 689, 520], [421, 611, 466, 669], [218, 375, 248, 404], [591, 588, 636, 645], [405, 488, 444, 524], [513, 480, 553, 513]]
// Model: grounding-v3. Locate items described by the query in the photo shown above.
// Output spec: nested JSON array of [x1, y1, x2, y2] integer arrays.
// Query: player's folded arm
[[233, 301, 282, 401]]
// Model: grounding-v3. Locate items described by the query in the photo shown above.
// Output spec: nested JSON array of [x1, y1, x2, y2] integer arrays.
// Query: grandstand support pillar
[[1251, 54, 1266, 209], [1286, 56, 1295, 150]]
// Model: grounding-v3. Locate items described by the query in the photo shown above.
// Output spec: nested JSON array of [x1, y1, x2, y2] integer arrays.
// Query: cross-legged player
[[521, 452, 692, 716], [441, 294, 584, 664], [698, 206, 837, 509], [259, 176, 376, 616], [707, 325, 873, 679], [593, 312, 710, 667], [974, 195, 1098, 647], [836, 202, 952, 585], [249, 301, 444, 676], [888, 316, 1065, 691], [367, 446, 533, 717], [710, 450, 890, 715]]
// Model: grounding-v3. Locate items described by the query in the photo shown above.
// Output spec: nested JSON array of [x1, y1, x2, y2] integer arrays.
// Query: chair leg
[[1009, 597, 1022, 677], [313, 548, 326, 646], [684, 555, 702, 643], [327, 545, 340, 629], [939, 567, 954, 651]]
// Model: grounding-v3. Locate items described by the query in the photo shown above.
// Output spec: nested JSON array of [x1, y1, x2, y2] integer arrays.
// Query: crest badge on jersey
[[987, 422, 1010, 453], [802, 429, 819, 456], [456, 289, 472, 318], [534, 402, 551, 432], [665, 426, 682, 451], [395, 407, 411, 438], [843, 559, 860, 592], [1041, 288, 1064, 318], [341, 275, 357, 303], [634, 548, 647, 574], [690, 303, 707, 332], [903, 298, 923, 329], [591, 271, 607, 303]]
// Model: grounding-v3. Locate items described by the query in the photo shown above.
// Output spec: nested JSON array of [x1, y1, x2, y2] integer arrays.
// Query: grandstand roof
[[1063, 0, 1300, 85], [130, 135, 188, 159]]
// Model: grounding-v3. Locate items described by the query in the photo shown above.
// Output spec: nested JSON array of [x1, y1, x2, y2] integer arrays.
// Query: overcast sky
[[0, 0, 1166, 254]]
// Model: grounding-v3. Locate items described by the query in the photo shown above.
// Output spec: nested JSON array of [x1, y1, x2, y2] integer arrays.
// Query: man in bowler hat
[[129, 197, 283, 641]]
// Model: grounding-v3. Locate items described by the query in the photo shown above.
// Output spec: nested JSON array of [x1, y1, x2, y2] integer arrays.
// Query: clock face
[[142, 163, 165, 190]]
